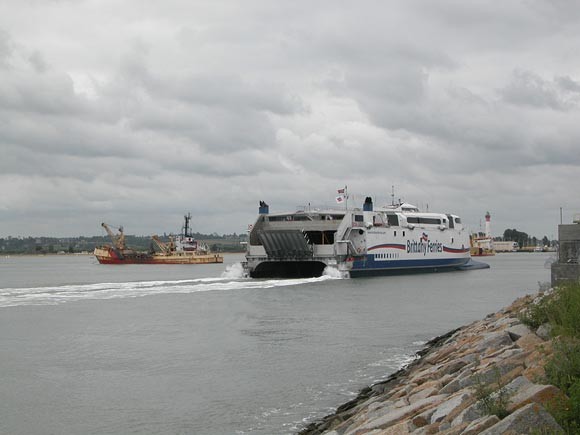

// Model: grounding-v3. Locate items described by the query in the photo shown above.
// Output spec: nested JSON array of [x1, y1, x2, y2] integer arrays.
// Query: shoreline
[[1, 251, 244, 258], [299, 292, 563, 435], [298, 328, 461, 435]]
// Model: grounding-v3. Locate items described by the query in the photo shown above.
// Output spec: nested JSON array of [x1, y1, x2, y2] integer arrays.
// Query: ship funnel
[[259, 201, 269, 215], [363, 197, 373, 212]]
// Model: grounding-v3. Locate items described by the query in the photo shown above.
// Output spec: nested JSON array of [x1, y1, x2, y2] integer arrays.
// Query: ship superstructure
[[244, 197, 481, 278]]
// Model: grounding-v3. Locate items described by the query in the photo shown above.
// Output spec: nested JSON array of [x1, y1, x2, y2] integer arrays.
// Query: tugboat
[[244, 195, 488, 278], [470, 211, 496, 257], [94, 213, 224, 265], [470, 235, 496, 257]]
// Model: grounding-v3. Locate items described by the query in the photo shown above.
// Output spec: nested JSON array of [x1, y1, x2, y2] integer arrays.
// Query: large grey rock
[[536, 323, 552, 340], [409, 386, 439, 404], [482, 345, 518, 362], [504, 375, 533, 395], [411, 407, 437, 428], [439, 367, 475, 394], [366, 400, 396, 420], [469, 359, 523, 386], [475, 331, 514, 355], [450, 402, 485, 426], [438, 359, 470, 377], [492, 316, 520, 328], [479, 403, 563, 434], [430, 392, 471, 424], [507, 383, 562, 412], [349, 395, 447, 434], [460, 415, 500, 435], [506, 323, 532, 341]]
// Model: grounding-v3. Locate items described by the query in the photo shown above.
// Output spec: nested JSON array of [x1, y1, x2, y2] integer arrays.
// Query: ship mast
[[183, 212, 192, 238]]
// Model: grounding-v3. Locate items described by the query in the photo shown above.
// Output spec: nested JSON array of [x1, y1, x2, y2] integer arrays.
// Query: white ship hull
[[244, 198, 481, 278]]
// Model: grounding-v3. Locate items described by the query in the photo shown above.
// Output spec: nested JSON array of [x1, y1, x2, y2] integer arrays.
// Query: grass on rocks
[[474, 367, 511, 419], [520, 282, 580, 434]]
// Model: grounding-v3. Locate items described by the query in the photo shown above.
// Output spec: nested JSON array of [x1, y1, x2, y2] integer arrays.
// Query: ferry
[[244, 197, 487, 278]]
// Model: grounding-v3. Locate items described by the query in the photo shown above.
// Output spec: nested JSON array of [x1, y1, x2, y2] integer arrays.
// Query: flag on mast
[[336, 186, 348, 206]]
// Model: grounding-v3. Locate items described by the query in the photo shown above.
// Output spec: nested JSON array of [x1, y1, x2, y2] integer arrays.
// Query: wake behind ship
[[244, 197, 488, 278], [94, 214, 223, 265]]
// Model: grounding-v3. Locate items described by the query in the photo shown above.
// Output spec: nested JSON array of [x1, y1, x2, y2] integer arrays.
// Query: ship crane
[[101, 223, 126, 250], [151, 235, 176, 254]]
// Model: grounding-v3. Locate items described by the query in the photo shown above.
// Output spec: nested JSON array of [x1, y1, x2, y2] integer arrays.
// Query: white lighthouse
[[485, 211, 491, 238]]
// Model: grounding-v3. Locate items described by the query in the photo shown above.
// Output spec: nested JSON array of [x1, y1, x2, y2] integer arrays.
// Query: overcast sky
[[1, 0, 579, 239]]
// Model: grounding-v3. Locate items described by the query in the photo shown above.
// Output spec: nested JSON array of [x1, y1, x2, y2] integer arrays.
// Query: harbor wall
[[299, 293, 563, 435], [551, 222, 580, 286]]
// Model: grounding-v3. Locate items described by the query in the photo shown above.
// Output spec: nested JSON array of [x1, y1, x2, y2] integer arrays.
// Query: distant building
[[551, 214, 580, 286], [494, 241, 519, 252]]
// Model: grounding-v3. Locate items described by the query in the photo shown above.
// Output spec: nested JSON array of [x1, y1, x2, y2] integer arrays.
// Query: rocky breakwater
[[300, 294, 565, 435]]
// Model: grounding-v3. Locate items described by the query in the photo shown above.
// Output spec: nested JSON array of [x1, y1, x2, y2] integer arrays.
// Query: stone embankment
[[300, 294, 564, 435]]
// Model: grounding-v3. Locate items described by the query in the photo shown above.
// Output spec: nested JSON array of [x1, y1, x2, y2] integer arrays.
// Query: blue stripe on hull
[[350, 256, 470, 277]]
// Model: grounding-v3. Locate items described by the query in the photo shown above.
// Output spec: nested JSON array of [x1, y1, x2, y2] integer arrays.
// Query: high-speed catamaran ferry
[[243, 197, 488, 278]]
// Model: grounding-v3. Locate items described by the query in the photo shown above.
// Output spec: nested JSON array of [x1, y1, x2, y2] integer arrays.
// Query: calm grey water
[[0, 253, 552, 434]]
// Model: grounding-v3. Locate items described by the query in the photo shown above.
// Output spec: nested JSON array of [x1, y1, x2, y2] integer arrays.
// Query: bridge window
[[269, 215, 289, 222], [407, 217, 441, 225], [304, 231, 335, 245]]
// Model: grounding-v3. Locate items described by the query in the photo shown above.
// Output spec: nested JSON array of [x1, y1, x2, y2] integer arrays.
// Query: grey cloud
[[170, 75, 304, 116], [0, 111, 136, 159], [28, 50, 48, 73], [127, 99, 278, 154], [110, 42, 306, 116], [347, 67, 428, 104], [556, 76, 580, 93], [0, 29, 12, 68], [501, 70, 577, 111], [0, 71, 88, 116]]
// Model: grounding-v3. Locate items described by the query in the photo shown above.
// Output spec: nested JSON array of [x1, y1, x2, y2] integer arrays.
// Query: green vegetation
[[501, 228, 555, 249], [474, 367, 511, 419], [520, 283, 580, 433], [519, 295, 552, 330]]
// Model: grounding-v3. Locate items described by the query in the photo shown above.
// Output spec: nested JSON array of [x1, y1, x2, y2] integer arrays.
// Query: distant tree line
[[0, 233, 247, 255], [497, 229, 554, 248]]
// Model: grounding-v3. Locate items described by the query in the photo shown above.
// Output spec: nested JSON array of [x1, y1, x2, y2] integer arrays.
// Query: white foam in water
[[0, 274, 335, 308], [322, 266, 349, 279], [221, 262, 246, 279]]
